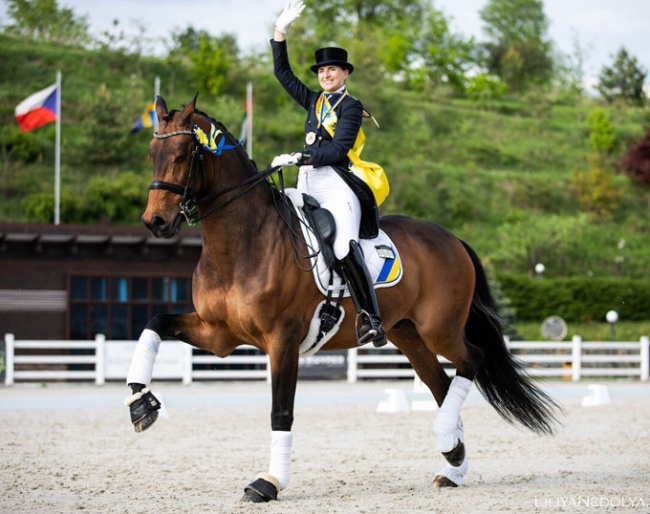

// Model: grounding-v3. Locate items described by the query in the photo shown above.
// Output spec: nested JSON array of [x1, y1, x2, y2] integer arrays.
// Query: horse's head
[[142, 94, 200, 238], [144, 93, 248, 238]]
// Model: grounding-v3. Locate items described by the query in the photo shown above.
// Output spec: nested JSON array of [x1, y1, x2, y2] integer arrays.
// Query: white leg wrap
[[268, 431, 293, 490], [434, 375, 472, 453], [126, 329, 161, 386], [435, 456, 470, 486]]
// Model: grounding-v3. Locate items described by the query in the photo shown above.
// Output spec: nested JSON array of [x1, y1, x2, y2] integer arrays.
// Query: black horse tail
[[461, 241, 561, 435]]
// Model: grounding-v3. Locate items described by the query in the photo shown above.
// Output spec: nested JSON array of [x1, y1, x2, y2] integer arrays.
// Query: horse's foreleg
[[125, 313, 208, 432], [242, 343, 300, 503], [125, 328, 163, 432]]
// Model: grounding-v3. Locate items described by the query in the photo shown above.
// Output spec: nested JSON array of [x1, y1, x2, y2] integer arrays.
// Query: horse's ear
[[180, 93, 199, 127], [155, 96, 168, 122]]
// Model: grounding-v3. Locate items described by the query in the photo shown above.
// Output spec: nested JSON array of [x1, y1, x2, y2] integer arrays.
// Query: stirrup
[[356, 312, 387, 347]]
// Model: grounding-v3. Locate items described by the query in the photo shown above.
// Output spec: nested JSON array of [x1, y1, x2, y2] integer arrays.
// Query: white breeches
[[297, 165, 361, 260]]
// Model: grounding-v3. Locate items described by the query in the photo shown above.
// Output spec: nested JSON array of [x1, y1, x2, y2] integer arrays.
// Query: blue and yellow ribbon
[[193, 123, 243, 156]]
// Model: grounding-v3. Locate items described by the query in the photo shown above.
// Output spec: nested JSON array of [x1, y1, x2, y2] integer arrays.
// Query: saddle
[[287, 190, 403, 356], [301, 194, 337, 271]]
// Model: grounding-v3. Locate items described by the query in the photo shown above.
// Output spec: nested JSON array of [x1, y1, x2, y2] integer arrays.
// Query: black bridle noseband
[[150, 125, 277, 225]]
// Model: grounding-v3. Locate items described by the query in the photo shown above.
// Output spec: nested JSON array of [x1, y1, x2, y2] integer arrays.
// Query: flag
[[15, 83, 59, 132], [129, 100, 157, 135]]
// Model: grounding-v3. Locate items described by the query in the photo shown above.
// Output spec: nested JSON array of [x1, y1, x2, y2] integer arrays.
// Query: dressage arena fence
[[3, 333, 649, 385]]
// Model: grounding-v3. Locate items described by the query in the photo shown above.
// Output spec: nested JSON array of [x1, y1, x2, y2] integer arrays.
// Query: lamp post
[[606, 310, 619, 341], [534, 263, 545, 280]]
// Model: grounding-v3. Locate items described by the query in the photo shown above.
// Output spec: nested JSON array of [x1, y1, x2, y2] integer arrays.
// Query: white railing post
[[95, 334, 106, 385], [5, 333, 14, 386], [572, 335, 582, 381], [640, 336, 649, 382], [182, 344, 193, 385], [347, 348, 358, 383], [504, 335, 511, 351]]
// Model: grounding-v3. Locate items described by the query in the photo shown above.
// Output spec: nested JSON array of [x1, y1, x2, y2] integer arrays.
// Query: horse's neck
[[198, 169, 281, 277]]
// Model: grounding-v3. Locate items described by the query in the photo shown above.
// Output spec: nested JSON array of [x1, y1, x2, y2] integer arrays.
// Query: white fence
[[3, 333, 649, 385]]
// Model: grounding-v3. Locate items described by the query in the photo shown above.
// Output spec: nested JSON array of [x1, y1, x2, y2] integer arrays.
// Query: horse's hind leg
[[393, 320, 484, 487], [391, 321, 451, 405], [431, 340, 484, 487], [391, 323, 475, 487]]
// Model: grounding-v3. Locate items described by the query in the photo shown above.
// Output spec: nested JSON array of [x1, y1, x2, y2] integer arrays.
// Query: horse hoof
[[126, 388, 161, 433], [133, 410, 159, 433], [442, 442, 465, 467], [241, 477, 278, 503], [241, 489, 270, 503], [432, 475, 459, 488]]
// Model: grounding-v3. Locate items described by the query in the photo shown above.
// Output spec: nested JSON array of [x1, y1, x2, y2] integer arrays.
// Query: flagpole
[[154, 76, 160, 131], [246, 82, 253, 159], [54, 70, 61, 226]]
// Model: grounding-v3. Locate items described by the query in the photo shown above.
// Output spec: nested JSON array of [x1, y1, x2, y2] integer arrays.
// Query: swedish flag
[[129, 100, 156, 135]]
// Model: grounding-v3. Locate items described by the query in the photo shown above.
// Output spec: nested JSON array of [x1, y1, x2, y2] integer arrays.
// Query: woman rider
[[270, 0, 386, 347]]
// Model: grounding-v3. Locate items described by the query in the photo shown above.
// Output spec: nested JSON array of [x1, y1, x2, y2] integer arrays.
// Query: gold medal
[[306, 132, 316, 145]]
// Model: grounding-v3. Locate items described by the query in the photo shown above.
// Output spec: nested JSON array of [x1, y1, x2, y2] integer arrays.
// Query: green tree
[[85, 172, 149, 224], [573, 157, 624, 222], [596, 47, 647, 106], [302, 0, 427, 79], [4, 0, 89, 46], [186, 32, 239, 97], [587, 108, 616, 155], [417, 8, 477, 92], [465, 72, 507, 108], [493, 214, 588, 276], [22, 189, 87, 224], [553, 32, 586, 102], [76, 84, 140, 166], [479, 0, 553, 92]]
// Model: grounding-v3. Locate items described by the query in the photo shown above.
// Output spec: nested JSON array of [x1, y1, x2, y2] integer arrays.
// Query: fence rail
[[3, 333, 649, 385]]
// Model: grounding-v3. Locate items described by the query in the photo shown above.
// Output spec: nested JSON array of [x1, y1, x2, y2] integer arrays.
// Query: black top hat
[[310, 47, 354, 74]]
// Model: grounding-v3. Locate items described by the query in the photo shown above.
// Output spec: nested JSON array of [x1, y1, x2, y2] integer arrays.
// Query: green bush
[[497, 273, 650, 322], [0, 126, 41, 163]]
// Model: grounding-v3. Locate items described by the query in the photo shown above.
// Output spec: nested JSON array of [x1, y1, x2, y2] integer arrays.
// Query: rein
[[151, 119, 320, 271], [150, 125, 276, 226]]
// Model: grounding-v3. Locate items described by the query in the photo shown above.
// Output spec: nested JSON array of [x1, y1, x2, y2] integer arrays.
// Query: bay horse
[[125, 94, 559, 502]]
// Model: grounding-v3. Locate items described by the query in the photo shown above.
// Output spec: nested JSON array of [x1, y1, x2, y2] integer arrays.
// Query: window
[[69, 275, 193, 340]]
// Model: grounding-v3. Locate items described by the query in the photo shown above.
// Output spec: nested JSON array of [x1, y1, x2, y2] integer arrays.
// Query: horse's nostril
[[142, 214, 167, 234], [150, 215, 166, 228]]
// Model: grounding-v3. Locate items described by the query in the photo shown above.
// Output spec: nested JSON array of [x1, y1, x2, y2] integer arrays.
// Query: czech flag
[[15, 83, 59, 132], [129, 100, 157, 135]]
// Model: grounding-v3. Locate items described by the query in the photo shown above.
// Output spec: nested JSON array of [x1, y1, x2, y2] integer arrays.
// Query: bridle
[[150, 125, 277, 225], [150, 118, 320, 272]]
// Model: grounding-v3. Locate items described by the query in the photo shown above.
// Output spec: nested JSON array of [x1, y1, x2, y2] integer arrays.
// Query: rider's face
[[318, 65, 349, 93]]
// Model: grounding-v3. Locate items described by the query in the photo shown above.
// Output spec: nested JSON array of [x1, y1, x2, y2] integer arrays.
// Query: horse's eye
[[175, 153, 188, 163]]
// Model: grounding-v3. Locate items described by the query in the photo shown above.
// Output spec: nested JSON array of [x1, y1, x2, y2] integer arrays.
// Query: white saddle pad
[[284, 188, 403, 297]]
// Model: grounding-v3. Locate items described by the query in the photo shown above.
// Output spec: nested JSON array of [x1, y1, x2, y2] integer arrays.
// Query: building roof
[[0, 222, 202, 258]]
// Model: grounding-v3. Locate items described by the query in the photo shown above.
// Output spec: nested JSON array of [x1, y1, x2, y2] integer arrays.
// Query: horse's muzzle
[[142, 213, 183, 238]]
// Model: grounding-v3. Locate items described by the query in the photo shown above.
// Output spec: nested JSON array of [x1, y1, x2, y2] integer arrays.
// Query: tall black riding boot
[[339, 240, 387, 347]]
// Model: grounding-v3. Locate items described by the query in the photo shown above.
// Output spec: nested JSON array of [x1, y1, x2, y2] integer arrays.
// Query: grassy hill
[[2, 33, 650, 284]]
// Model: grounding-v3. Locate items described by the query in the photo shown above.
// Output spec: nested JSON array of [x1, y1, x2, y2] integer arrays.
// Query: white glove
[[272, 153, 302, 168], [275, 0, 306, 34]]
